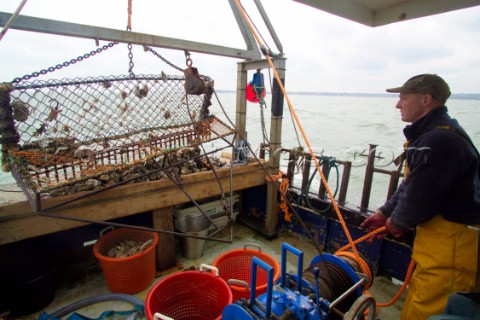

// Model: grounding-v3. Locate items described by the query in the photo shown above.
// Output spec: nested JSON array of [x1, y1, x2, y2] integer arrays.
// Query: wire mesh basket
[[211, 243, 281, 301], [0, 74, 236, 212], [145, 264, 232, 320]]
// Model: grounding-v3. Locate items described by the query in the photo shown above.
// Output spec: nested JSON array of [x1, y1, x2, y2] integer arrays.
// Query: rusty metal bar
[[372, 167, 403, 201], [386, 169, 401, 200], [286, 151, 296, 184], [282, 146, 401, 210], [318, 160, 330, 199], [283, 148, 351, 204], [336, 159, 351, 205], [301, 153, 312, 192], [360, 144, 377, 212], [259, 143, 266, 160]]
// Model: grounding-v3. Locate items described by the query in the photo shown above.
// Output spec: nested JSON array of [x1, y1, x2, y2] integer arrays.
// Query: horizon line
[[214, 90, 480, 99]]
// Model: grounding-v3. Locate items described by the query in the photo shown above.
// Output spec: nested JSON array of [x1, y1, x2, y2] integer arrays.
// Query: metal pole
[[318, 160, 330, 199], [337, 160, 351, 205], [264, 58, 286, 237], [329, 277, 367, 310], [235, 62, 248, 143], [386, 170, 401, 200], [360, 144, 377, 211], [253, 0, 284, 54], [0, 0, 28, 42], [301, 153, 312, 194], [286, 151, 296, 183]]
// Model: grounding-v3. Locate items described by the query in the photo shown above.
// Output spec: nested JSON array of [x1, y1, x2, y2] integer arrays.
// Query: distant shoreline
[[215, 90, 480, 100]]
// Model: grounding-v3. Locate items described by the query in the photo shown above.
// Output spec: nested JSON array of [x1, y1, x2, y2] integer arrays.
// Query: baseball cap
[[386, 74, 451, 103]]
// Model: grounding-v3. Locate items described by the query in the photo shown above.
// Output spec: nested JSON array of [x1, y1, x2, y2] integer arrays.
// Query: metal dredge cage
[[0, 73, 236, 212]]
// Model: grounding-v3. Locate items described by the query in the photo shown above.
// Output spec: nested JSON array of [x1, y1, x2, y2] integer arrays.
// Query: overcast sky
[[1, 0, 479, 94]]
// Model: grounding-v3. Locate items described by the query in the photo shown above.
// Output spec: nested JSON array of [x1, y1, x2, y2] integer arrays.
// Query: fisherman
[[360, 74, 480, 320]]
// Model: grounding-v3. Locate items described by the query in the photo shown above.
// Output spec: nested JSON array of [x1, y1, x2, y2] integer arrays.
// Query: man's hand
[[385, 218, 407, 239], [360, 210, 387, 231], [360, 211, 388, 242]]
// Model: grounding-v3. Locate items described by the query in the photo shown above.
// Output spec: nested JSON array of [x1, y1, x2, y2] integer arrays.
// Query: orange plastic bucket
[[93, 228, 158, 294], [211, 243, 280, 301]]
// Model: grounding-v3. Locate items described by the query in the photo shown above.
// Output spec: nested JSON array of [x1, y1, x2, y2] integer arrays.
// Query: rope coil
[[265, 170, 293, 222]]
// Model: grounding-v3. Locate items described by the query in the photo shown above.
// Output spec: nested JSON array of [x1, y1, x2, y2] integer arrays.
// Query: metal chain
[[12, 42, 119, 83], [126, 0, 134, 76], [147, 47, 211, 82], [184, 50, 193, 67], [127, 42, 135, 76], [147, 47, 184, 72], [259, 100, 270, 144]]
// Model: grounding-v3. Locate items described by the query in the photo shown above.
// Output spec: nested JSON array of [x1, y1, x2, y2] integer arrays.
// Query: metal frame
[[0, 0, 289, 243], [0, 0, 276, 60]]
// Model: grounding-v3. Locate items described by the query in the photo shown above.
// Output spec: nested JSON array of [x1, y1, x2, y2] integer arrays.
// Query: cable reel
[[222, 243, 376, 320]]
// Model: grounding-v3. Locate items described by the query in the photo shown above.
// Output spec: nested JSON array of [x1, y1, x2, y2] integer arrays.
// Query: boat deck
[[10, 221, 404, 320]]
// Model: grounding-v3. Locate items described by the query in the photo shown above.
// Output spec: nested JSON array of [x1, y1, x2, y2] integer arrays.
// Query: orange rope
[[233, 0, 360, 259], [376, 259, 415, 308], [335, 250, 373, 290], [265, 171, 283, 182], [266, 171, 293, 222], [336, 226, 387, 253], [127, 0, 133, 30], [334, 226, 388, 291], [337, 226, 416, 307]]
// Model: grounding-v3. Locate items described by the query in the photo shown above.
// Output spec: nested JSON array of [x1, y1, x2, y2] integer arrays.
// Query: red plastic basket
[[211, 243, 281, 301], [145, 265, 232, 320], [93, 228, 158, 294]]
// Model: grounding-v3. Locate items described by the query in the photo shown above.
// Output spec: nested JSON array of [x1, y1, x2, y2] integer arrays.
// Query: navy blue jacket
[[379, 106, 480, 229]]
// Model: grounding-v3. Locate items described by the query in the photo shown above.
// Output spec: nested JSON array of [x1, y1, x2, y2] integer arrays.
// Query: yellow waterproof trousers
[[401, 214, 479, 320]]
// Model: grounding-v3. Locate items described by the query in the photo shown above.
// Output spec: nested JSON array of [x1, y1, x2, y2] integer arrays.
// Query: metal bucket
[[175, 215, 210, 259]]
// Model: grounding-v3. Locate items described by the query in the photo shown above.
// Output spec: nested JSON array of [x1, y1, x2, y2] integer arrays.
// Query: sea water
[[209, 91, 480, 209], [1, 92, 479, 210]]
